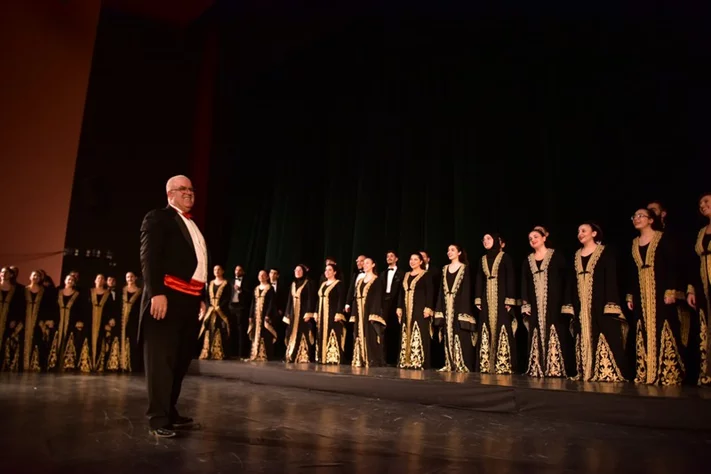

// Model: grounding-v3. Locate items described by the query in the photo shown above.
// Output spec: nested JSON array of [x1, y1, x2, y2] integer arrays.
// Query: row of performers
[[0, 270, 143, 373], [199, 209, 711, 387]]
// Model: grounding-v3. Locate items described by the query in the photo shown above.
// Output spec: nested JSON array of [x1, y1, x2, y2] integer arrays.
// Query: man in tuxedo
[[344, 255, 366, 313], [229, 265, 249, 359], [383, 251, 403, 365], [140, 175, 207, 438]]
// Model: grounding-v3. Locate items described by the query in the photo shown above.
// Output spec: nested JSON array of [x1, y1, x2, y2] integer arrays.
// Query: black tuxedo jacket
[[383, 267, 404, 301], [138, 205, 208, 338]]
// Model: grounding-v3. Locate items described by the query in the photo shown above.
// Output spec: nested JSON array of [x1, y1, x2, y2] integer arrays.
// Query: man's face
[[235, 266, 244, 278], [269, 270, 279, 282], [355, 255, 365, 269], [168, 176, 195, 213], [107, 277, 116, 288], [386, 252, 398, 266]]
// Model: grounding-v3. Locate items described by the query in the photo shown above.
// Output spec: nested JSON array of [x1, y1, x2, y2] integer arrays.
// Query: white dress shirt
[[170, 204, 208, 283], [386, 266, 397, 293], [232, 277, 242, 303]]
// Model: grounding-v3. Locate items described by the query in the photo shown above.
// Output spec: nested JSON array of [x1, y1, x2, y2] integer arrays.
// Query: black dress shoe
[[172, 416, 195, 428], [149, 427, 177, 438]]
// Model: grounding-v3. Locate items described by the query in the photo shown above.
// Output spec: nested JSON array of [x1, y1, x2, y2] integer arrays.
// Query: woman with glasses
[[521, 227, 572, 378], [626, 209, 685, 385], [474, 234, 517, 374], [563, 222, 628, 382], [689, 192, 711, 386]]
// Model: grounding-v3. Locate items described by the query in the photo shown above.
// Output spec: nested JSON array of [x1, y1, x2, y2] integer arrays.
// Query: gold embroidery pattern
[[441, 265, 468, 372], [634, 321, 647, 384], [199, 281, 230, 360], [632, 231, 662, 384], [120, 288, 141, 371], [574, 245, 604, 381], [249, 285, 272, 361], [106, 338, 120, 371], [591, 333, 625, 382], [478, 323, 491, 374], [51, 291, 78, 370], [399, 321, 425, 369], [528, 250, 554, 361], [482, 253, 504, 366], [545, 325, 566, 377], [325, 330, 341, 364], [79, 338, 92, 373], [317, 280, 341, 364], [494, 325, 512, 374], [401, 272, 427, 368], [62, 333, 77, 370], [526, 328, 543, 377], [658, 319, 684, 385], [698, 310, 711, 386], [694, 227, 711, 386], [23, 287, 44, 371]]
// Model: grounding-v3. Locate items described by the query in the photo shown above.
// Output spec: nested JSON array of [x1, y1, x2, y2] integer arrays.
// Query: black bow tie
[[388, 268, 395, 271]]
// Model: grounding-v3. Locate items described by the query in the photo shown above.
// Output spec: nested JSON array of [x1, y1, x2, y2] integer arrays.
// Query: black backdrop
[[208, 2, 710, 284]]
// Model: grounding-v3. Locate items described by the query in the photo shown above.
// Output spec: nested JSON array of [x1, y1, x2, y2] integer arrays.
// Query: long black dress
[[434, 264, 475, 372], [349, 276, 386, 368], [1, 285, 30, 371], [563, 245, 628, 382], [693, 228, 711, 386], [199, 280, 231, 360], [627, 231, 685, 385], [120, 287, 142, 372], [315, 279, 346, 364], [248, 285, 278, 361], [88, 289, 113, 373], [56, 291, 86, 371], [284, 278, 316, 363], [0, 285, 23, 362], [475, 252, 518, 374], [397, 271, 434, 369], [521, 249, 572, 377]]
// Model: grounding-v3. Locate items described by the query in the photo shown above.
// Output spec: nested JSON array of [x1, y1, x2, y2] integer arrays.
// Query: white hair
[[166, 175, 190, 194]]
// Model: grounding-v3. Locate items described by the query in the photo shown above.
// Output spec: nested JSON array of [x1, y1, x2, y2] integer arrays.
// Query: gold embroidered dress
[[199, 280, 231, 360], [248, 285, 278, 361], [626, 231, 685, 385], [691, 228, 711, 386], [119, 286, 142, 372], [521, 250, 572, 377], [434, 264, 475, 372], [563, 245, 628, 382], [349, 276, 386, 368], [284, 278, 316, 363], [1, 287, 50, 372], [0, 285, 23, 362], [474, 251, 518, 374], [315, 279, 346, 365], [48, 290, 81, 371], [396, 270, 434, 369]]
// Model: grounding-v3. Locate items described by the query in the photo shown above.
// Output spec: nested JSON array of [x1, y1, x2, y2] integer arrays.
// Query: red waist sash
[[164, 275, 204, 296]]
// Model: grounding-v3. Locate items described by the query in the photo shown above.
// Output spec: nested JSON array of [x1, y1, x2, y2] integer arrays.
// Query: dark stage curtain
[[211, 12, 710, 281]]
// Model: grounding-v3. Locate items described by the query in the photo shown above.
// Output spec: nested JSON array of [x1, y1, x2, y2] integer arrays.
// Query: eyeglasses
[[631, 213, 649, 220], [170, 186, 195, 194]]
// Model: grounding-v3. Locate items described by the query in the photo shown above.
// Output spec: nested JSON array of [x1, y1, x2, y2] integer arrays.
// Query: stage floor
[[190, 360, 711, 431]]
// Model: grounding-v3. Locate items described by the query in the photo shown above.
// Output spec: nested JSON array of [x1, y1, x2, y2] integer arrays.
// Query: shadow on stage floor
[[189, 360, 711, 432]]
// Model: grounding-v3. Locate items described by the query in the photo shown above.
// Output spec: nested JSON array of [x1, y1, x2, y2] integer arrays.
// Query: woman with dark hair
[[120, 271, 142, 372], [284, 264, 316, 363], [53, 274, 84, 371], [349, 257, 386, 367], [248, 270, 278, 361], [475, 233, 517, 374], [198, 265, 231, 360], [315, 263, 346, 364], [521, 228, 572, 377], [626, 208, 685, 385], [434, 244, 475, 372], [563, 222, 628, 382], [689, 192, 711, 386], [396, 252, 434, 369]]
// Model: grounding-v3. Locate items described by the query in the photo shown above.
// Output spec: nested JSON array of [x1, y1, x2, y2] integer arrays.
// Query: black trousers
[[228, 302, 248, 359], [383, 295, 400, 365], [143, 289, 201, 429]]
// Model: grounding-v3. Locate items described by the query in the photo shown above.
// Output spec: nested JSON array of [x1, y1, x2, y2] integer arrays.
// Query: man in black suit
[[140, 175, 208, 438], [229, 265, 250, 359], [383, 250, 404, 365]]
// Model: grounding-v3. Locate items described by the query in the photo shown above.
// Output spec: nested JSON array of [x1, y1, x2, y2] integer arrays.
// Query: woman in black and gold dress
[[563, 222, 628, 382], [349, 257, 386, 368], [51, 274, 83, 371], [434, 244, 475, 372], [2, 270, 52, 372], [475, 233, 517, 374], [626, 208, 685, 385], [521, 227, 572, 377], [120, 271, 142, 372], [315, 263, 346, 364], [91, 274, 116, 372], [689, 192, 711, 386], [0, 267, 24, 363], [284, 264, 316, 363], [396, 252, 434, 370], [199, 265, 231, 360], [248, 270, 278, 361]]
